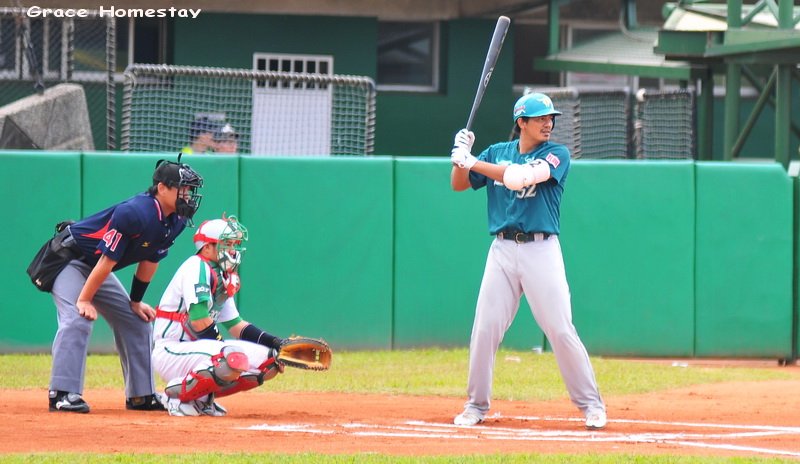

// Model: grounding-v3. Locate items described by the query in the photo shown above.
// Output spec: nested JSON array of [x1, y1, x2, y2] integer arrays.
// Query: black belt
[[496, 230, 551, 244]]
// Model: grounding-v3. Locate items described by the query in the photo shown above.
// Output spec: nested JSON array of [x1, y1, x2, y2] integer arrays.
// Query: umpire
[[43, 158, 203, 413]]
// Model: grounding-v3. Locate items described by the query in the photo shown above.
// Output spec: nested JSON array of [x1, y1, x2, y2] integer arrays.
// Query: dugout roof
[[655, 2, 800, 64], [535, 2, 800, 80], [534, 29, 702, 81]]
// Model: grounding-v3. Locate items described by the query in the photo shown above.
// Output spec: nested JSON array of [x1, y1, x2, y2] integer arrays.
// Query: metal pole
[[728, 0, 742, 28], [742, 66, 800, 139], [774, 0, 794, 167], [548, 0, 560, 56], [778, 0, 793, 29], [732, 69, 775, 159], [723, 64, 740, 161], [106, 17, 116, 150], [697, 68, 714, 160], [623, 0, 638, 29], [722, 0, 742, 161], [775, 64, 791, 168]]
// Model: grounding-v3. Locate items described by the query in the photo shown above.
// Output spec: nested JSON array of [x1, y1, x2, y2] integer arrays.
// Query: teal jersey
[[468, 140, 570, 235]]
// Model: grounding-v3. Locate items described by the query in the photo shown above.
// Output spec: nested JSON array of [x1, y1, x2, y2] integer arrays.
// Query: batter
[[449, 92, 606, 429]]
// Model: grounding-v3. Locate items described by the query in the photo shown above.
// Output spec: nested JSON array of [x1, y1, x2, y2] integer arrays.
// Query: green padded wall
[[695, 162, 793, 357], [393, 158, 545, 349], [4, 153, 799, 358], [5, 151, 81, 351], [81, 153, 240, 351], [561, 161, 696, 356], [795, 173, 800, 361], [238, 157, 394, 350]]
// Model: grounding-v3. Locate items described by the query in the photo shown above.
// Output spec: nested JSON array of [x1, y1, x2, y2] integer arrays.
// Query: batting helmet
[[513, 93, 562, 122]]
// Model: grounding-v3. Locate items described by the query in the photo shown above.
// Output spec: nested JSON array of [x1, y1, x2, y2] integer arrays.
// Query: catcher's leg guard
[[212, 345, 249, 381], [165, 346, 250, 402], [216, 351, 283, 398]]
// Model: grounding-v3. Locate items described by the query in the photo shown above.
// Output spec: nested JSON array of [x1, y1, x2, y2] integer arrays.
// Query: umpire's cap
[[189, 117, 220, 140], [214, 123, 239, 141]]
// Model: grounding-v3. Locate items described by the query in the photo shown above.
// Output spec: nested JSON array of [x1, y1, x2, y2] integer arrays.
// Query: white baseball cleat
[[585, 410, 607, 430], [197, 394, 227, 417], [165, 397, 202, 417], [454, 411, 484, 426]]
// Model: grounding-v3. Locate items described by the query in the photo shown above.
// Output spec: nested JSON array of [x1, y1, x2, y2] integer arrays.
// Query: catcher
[[151, 215, 331, 416]]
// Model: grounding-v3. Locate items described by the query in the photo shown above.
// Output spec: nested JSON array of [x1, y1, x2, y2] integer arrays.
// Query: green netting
[[637, 89, 695, 159], [122, 65, 376, 156], [523, 87, 693, 160]]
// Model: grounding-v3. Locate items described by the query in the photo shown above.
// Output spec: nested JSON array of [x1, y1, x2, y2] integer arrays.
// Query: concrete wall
[[0, 84, 94, 151]]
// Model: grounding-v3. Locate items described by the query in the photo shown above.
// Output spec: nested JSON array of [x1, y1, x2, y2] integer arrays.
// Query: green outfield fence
[[3, 151, 797, 361]]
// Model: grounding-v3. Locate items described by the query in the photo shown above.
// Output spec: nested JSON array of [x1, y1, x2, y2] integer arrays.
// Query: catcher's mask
[[194, 215, 248, 272], [150, 156, 204, 225]]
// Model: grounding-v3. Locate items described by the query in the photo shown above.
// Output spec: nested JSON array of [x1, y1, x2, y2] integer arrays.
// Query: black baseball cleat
[[125, 393, 166, 411], [49, 390, 90, 413]]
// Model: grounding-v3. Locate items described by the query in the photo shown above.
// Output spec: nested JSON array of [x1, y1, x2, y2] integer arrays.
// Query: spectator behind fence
[[182, 117, 219, 155], [214, 123, 239, 154]]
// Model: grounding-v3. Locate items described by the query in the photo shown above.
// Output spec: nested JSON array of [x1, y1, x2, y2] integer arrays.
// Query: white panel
[[251, 53, 333, 156]]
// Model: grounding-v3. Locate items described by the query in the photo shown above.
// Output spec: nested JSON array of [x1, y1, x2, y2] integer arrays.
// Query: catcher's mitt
[[277, 336, 332, 371]]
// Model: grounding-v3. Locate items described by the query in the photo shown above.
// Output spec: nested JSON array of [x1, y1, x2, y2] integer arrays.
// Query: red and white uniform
[[151, 254, 272, 388]]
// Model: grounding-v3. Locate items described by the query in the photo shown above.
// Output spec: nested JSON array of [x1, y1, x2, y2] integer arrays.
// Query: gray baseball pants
[[463, 236, 605, 418], [49, 259, 155, 398]]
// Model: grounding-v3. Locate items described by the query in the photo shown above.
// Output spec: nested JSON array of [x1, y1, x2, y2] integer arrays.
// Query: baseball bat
[[465, 16, 511, 131]]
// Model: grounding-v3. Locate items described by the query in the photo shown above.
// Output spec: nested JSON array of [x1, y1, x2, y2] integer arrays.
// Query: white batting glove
[[453, 129, 475, 152], [451, 147, 477, 170]]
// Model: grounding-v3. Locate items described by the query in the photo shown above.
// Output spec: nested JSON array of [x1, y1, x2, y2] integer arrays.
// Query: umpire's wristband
[[130, 276, 149, 303]]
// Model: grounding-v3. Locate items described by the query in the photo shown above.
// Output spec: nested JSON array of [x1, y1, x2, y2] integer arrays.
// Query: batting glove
[[453, 129, 475, 152], [451, 147, 478, 170]]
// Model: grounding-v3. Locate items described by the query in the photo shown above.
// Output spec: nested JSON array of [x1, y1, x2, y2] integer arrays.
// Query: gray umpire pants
[[49, 259, 155, 398], [463, 237, 605, 418]]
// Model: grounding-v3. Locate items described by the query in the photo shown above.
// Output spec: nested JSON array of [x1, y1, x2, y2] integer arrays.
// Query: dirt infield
[[3, 374, 800, 458]]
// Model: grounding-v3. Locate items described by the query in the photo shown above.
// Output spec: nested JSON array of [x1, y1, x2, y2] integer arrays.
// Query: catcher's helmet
[[513, 93, 562, 122], [194, 215, 248, 271], [152, 158, 204, 222]]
